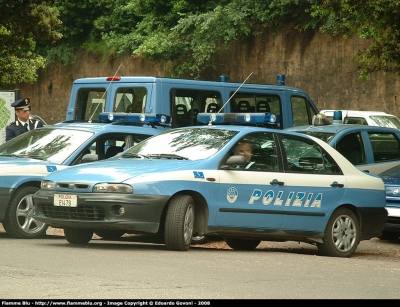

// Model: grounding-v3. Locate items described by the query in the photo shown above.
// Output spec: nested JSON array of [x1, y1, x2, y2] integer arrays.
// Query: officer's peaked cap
[[11, 98, 31, 111]]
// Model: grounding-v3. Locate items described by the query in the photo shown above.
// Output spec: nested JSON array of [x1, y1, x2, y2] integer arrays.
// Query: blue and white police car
[[0, 114, 169, 239], [33, 113, 388, 257], [287, 113, 400, 175]]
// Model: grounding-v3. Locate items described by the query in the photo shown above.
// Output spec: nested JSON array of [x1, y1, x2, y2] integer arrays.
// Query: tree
[[0, 0, 62, 86]]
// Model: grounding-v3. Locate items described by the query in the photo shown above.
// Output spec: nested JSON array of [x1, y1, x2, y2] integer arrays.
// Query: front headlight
[[93, 183, 133, 194], [41, 180, 54, 190]]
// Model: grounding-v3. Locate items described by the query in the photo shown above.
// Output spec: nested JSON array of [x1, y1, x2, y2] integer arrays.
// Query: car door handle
[[330, 181, 344, 188], [270, 179, 284, 186]]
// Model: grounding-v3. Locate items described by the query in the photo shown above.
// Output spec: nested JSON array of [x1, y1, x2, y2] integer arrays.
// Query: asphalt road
[[0, 227, 399, 300]]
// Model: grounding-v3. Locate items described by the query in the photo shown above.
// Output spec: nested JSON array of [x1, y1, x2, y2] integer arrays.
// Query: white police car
[[33, 113, 387, 257], [0, 115, 169, 239]]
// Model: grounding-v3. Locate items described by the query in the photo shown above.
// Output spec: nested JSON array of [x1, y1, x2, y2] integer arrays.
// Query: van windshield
[[370, 116, 400, 129]]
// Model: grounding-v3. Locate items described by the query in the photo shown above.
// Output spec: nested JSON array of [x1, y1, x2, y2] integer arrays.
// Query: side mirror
[[221, 155, 247, 169], [82, 153, 98, 163]]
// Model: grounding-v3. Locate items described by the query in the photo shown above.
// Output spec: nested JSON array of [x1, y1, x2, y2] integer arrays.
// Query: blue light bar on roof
[[197, 112, 280, 125], [99, 112, 171, 125]]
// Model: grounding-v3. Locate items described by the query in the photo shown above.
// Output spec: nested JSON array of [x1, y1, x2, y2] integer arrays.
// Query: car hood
[[44, 159, 201, 183], [0, 157, 62, 174], [379, 174, 400, 185]]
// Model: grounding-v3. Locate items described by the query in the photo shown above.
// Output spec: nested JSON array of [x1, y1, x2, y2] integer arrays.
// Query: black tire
[[94, 230, 125, 240], [64, 228, 93, 245], [2, 186, 48, 239], [164, 194, 195, 251], [317, 207, 360, 258], [191, 235, 208, 245], [379, 231, 399, 241], [224, 237, 261, 250]]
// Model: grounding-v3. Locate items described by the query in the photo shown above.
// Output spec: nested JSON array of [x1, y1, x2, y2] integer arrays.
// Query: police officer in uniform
[[6, 98, 44, 142]]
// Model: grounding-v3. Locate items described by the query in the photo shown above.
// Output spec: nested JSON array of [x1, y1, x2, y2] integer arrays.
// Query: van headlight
[[41, 180, 54, 190], [93, 183, 133, 194]]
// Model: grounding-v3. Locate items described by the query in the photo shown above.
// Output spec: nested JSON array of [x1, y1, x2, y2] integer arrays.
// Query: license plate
[[54, 194, 78, 207]]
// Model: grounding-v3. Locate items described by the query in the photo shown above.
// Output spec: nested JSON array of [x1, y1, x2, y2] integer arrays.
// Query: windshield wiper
[[0, 154, 26, 158], [121, 153, 151, 159], [147, 153, 188, 160]]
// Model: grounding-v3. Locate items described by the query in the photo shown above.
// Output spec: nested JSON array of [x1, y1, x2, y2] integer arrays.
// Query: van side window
[[291, 96, 317, 126], [369, 132, 400, 162], [344, 117, 368, 125], [114, 87, 147, 113], [76, 88, 107, 121], [171, 89, 222, 127], [229, 93, 282, 129]]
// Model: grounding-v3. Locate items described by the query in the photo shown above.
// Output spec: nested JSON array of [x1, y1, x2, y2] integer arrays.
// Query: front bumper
[[33, 189, 170, 234], [384, 206, 400, 233]]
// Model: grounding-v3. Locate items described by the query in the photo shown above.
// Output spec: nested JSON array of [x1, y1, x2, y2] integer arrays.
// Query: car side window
[[369, 132, 400, 162], [72, 133, 151, 165], [279, 134, 342, 174], [335, 132, 366, 165], [228, 132, 279, 171]]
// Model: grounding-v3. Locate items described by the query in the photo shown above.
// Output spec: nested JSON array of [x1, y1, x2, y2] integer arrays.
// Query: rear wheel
[[64, 228, 93, 245], [3, 186, 48, 239], [164, 195, 194, 251], [317, 208, 360, 258], [224, 237, 261, 250]]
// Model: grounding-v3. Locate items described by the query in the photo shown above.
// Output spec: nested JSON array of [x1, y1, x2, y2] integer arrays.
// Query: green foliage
[[0, 55, 46, 84], [2, 0, 400, 84], [310, 0, 400, 80], [0, 0, 62, 85]]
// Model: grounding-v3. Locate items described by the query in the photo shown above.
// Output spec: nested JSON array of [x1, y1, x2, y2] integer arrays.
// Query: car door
[[214, 132, 286, 230], [278, 133, 347, 232], [361, 130, 400, 174]]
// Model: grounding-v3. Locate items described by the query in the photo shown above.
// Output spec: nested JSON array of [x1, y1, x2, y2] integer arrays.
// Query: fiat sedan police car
[[33, 113, 387, 257], [287, 114, 400, 175], [0, 116, 168, 239]]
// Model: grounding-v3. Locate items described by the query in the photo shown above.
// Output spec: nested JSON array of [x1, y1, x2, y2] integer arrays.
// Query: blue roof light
[[99, 112, 171, 125], [333, 111, 342, 124], [197, 112, 280, 126]]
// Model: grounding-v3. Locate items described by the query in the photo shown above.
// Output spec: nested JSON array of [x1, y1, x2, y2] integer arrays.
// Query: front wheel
[[3, 186, 48, 239], [164, 194, 195, 251], [64, 228, 93, 245], [224, 237, 261, 250], [317, 208, 360, 258]]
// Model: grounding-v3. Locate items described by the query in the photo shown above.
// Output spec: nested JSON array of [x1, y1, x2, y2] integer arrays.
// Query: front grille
[[42, 205, 105, 220]]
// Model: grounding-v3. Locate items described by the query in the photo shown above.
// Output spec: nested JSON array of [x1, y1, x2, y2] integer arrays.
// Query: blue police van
[[66, 74, 318, 129]]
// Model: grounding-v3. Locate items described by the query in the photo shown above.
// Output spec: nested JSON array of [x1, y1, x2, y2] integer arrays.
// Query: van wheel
[[64, 228, 93, 245], [224, 238, 261, 250], [317, 208, 360, 257], [164, 195, 194, 251], [3, 186, 48, 239]]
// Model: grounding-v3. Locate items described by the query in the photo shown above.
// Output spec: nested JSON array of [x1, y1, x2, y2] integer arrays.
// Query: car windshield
[[370, 116, 400, 129], [292, 131, 335, 143], [122, 128, 238, 160], [0, 128, 93, 163]]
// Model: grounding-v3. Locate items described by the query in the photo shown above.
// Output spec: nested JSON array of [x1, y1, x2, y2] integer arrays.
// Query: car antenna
[[208, 72, 253, 125], [88, 63, 123, 123]]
